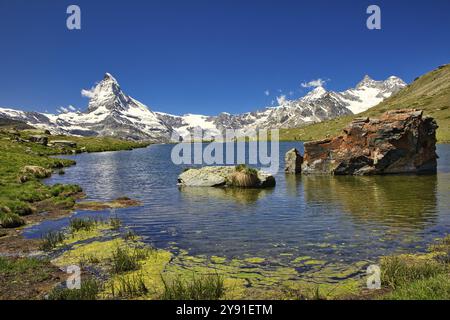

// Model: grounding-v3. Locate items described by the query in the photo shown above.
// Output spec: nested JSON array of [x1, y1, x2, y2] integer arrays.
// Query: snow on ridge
[[1, 73, 406, 141]]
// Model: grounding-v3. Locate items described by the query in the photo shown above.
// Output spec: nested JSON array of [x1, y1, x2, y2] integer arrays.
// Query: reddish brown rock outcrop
[[301, 109, 438, 175]]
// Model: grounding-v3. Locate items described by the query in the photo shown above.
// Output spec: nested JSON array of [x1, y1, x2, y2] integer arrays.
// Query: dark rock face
[[29, 135, 48, 146], [285, 148, 303, 174], [301, 109, 438, 175], [51, 140, 77, 148]]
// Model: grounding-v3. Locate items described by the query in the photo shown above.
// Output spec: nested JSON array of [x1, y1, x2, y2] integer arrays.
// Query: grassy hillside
[[280, 63, 450, 143]]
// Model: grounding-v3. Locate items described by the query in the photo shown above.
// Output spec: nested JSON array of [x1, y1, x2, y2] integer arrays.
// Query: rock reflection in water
[[300, 175, 438, 229], [179, 186, 273, 205]]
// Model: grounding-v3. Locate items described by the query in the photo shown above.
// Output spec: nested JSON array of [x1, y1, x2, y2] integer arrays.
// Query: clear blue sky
[[0, 0, 449, 115]]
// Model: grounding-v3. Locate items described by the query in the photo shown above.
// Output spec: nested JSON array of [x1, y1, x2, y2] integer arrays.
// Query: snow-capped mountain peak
[[302, 86, 327, 102], [337, 75, 407, 114], [85, 73, 128, 113], [0, 73, 407, 141], [356, 75, 377, 89], [384, 76, 407, 89]]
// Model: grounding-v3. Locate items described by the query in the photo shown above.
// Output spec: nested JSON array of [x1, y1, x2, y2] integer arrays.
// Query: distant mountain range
[[0, 73, 406, 142], [278, 63, 450, 143]]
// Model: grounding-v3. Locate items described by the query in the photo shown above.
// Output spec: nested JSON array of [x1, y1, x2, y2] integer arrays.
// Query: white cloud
[[81, 87, 95, 98], [276, 95, 287, 105], [57, 106, 69, 114], [68, 105, 76, 111], [264, 90, 270, 96], [301, 78, 327, 88]]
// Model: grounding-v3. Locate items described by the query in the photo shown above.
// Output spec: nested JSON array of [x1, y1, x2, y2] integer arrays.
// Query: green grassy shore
[[0, 128, 150, 229]]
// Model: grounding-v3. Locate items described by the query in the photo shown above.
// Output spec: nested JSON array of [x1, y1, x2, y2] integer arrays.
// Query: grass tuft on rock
[[228, 165, 260, 188]]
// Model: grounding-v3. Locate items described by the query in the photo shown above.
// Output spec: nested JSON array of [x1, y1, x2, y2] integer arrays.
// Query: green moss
[[210, 256, 227, 264], [283, 278, 362, 300], [52, 239, 126, 266], [303, 259, 327, 266], [105, 249, 173, 299], [243, 257, 265, 264], [292, 256, 312, 264], [63, 223, 112, 245]]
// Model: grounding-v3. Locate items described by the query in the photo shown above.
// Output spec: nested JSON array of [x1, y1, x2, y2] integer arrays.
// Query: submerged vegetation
[[3, 200, 450, 300]]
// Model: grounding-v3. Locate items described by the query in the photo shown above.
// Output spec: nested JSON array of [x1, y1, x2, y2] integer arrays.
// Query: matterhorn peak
[[84, 73, 127, 112], [103, 72, 118, 83]]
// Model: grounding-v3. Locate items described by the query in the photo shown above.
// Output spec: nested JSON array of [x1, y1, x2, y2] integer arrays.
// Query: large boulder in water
[[301, 109, 438, 175], [178, 165, 276, 188]]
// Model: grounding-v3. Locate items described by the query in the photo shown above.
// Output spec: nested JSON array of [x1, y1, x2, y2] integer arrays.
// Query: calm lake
[[25, 142, 450, 271]]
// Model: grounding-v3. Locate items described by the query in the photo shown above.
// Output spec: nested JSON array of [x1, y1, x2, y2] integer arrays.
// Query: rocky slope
[[0, 73, 405, 141], [158, 75, 405, 140], [280, 63, 450, 143]]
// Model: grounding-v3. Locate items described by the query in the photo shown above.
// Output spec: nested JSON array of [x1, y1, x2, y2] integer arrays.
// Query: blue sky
[[0, 0, 449, 115]]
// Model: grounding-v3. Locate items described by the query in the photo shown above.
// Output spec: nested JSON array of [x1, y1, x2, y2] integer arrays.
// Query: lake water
[[25, 142, 450, 270]]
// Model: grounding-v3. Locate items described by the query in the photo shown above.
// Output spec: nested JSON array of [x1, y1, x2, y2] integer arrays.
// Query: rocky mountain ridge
[[0, 73, 406, 141]]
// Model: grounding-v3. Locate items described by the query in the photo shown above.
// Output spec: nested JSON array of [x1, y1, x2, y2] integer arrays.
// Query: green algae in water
[[244, 257, 265, 264], [46, 214, 369, 299]]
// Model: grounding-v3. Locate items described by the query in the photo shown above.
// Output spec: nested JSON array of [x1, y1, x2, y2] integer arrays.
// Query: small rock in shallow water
[[178, 166, 276, 188]]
